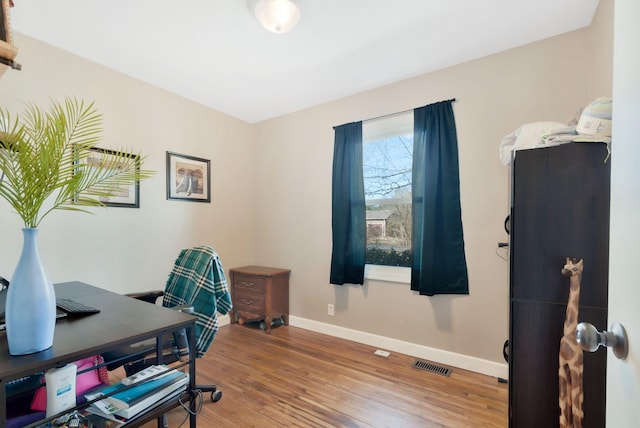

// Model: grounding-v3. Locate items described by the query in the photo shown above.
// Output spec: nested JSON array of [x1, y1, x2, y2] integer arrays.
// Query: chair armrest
[[0, 275, 9, 290], [124, 291, 194, 314], [170, 304, 194, 314], [125, 290, 164, 304], [170, 305, 195, 361]]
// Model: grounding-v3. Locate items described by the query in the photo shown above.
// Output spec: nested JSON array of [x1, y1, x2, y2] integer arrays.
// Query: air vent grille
[[412, 360, 452, 377]]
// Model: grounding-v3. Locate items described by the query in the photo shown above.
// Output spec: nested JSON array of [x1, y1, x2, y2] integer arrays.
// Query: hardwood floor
[[142, 324, 507, 427]]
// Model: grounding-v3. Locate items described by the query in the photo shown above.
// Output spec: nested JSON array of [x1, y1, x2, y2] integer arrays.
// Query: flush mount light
[[254, 0, 301, 34]]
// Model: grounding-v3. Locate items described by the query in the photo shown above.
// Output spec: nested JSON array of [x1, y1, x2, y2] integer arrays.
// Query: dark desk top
[[0, 281, 195, 381]]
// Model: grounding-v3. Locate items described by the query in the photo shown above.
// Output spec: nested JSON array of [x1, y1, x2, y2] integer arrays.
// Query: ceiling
[[10, 0, 600, 124]]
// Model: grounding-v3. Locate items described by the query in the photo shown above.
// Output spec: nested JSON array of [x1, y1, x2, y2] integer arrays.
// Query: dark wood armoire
[[509, 142, 610, 427]]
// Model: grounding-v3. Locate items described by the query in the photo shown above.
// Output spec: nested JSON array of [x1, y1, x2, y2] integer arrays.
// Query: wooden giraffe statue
[[558, 257, 585, 428]]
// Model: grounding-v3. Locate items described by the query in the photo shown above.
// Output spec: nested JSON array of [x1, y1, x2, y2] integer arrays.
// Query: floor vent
[[412, 360, 452, 377]]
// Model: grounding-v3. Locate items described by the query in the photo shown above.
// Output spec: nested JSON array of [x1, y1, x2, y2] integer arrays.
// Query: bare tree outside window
[[363, 115, 413, 267]]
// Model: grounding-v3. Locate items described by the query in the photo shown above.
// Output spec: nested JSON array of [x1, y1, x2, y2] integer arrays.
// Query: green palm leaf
[[0, 98, 154, 227]]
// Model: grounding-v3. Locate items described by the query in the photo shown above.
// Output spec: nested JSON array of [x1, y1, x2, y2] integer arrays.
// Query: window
[[363, 112, 413, 273], [331, 100, 467, 293]]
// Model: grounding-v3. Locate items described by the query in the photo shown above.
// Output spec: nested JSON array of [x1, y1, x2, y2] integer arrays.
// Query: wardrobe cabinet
[[509, 143, 610, 427]]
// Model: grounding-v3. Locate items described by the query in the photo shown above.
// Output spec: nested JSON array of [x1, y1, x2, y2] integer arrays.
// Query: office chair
[[103, 245, 233, 403]]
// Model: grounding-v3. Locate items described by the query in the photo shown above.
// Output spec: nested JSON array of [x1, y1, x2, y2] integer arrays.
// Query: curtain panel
[[411, 101, 469, 296], [330, 122, 366, 285]]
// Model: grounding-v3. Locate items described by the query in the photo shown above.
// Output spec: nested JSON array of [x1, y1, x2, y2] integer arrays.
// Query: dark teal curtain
[[411, 101, 469, 295], [330, 122, 366, 285]]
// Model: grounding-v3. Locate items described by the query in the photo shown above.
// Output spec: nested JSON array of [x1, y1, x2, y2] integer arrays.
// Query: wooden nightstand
[[229, 266, 290, 333]]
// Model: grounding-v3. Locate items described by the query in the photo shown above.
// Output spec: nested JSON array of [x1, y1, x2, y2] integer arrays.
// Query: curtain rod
[[363, 98, 456, 123]]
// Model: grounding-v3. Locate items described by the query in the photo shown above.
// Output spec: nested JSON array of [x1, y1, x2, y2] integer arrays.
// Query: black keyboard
[[6, 375, 42, 398], [56, 298, 100, 315], [0, 309, 67, 331]]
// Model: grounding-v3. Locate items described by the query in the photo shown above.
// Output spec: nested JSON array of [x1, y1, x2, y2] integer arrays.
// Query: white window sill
[[364, 264, 411, 284]]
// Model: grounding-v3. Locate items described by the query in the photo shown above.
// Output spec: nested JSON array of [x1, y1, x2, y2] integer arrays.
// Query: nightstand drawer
[[233, 292, 265, 312], [234, 275, 266, 295]]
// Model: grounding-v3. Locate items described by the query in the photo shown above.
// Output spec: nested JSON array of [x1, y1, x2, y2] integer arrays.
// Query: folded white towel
[[499, 121, 567, 165]]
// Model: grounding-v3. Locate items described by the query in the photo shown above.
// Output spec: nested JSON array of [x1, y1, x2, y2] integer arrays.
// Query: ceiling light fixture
[[254, 0, 301, 34]]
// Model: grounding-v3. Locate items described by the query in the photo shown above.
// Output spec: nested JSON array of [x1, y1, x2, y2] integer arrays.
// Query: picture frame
[[166, 151, 211, 203], [78, 147, 141, 208], [0, 0, 19, 65], [1, 0, 14, 45]]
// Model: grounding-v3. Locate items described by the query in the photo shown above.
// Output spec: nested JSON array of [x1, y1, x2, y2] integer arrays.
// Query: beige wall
[[0, 33, 256, 295], [0, 1, 612, 375], [253, 2, 612, 368], [589, 0, 614, 100]]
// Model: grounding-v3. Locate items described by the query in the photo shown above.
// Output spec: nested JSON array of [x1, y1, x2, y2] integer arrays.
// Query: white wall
[[0, 34, 256, 295]]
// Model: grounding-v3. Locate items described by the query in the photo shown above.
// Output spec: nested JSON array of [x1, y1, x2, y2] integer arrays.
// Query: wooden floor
[[142, 324, 508, 427]]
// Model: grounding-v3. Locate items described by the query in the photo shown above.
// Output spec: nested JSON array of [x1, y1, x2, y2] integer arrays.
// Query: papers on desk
[[85, 366, 189, 421]]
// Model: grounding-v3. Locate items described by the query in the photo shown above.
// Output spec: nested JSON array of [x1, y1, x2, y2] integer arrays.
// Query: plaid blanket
[[163, 246, 232, 357]]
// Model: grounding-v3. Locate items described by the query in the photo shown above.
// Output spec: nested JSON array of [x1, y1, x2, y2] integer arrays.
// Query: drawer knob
[[241, 299, 254, 305], [241, 281, 254, 287]]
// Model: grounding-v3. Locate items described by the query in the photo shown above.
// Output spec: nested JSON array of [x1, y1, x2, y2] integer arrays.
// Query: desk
[[0, 281, 197, 427]]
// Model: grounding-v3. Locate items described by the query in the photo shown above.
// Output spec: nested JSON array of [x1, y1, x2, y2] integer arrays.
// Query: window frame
[[362, 111, 413, 282], [365, 264, 411, 283]]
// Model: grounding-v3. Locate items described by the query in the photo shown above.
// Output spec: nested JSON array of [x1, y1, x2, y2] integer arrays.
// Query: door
[[607, 0, 639, 425]]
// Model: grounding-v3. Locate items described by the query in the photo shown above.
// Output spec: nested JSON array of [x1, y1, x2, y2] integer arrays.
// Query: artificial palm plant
[[0, 98, 153, 226], [0, 97, 154, 355]]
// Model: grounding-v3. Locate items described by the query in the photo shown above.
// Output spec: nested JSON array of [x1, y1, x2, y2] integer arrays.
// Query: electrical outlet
[[327, 304, 334, 316], [374, 349, 390, 357]]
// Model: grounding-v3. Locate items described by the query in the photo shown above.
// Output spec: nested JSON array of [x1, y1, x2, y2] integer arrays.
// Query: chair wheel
[[211, 390, 222, 402]]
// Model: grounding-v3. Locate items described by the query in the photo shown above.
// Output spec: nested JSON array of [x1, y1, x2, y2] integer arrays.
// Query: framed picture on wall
[[1, 0, 12, 44], [166, 151, 211, 203], [0, 0, 19, 64], [76, 147, 141, 208]]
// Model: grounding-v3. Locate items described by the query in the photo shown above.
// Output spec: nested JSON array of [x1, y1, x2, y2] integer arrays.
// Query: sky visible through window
[[363, 133, 413, 267], [363, 135, 412, 201]]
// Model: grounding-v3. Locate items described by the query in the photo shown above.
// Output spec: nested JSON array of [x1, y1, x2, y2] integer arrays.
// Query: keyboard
[[56, 298, 100, 315], [6, 374, 42, 398], [0, 308, 67, 331]]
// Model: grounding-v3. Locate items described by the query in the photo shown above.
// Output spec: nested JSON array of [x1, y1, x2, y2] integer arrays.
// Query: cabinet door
[[509, 301, 607, 428], [509, 143, 610, 427], [510, 143, 610, 308]]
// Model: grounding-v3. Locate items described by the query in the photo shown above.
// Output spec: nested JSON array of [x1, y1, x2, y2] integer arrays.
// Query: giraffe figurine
[[558, 257, 585, 428]]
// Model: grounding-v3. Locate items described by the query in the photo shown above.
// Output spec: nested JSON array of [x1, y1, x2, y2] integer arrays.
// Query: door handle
[[576, 322, 629, 360]]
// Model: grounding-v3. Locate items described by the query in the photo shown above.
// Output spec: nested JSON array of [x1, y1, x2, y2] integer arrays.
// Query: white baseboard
[[218, 313, 230, 327], [289, 315, 508, 380]]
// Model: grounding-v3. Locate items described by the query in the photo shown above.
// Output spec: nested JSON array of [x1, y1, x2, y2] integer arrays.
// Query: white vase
[[5, 228, 57, 355]]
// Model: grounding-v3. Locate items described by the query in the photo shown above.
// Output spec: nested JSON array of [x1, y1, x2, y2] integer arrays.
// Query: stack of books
[[84, 365, 189, 423]]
